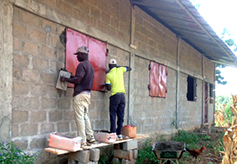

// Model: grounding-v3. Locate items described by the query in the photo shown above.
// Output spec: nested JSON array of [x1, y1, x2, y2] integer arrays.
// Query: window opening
[[187, 76, 197, 101]]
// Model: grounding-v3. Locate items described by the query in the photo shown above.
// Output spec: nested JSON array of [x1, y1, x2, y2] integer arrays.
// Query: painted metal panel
[[66, 28, 106, 91], [66, 28, 87, 76], [88, 37, 107, 91], [66, 28, 87, 88], [158, 65, 167, 98], [149, 61, 167, 98], [150, 61, 159, 97]]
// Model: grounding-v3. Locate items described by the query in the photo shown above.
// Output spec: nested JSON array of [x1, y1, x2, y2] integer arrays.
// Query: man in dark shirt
[[60, 46, 95, 148]]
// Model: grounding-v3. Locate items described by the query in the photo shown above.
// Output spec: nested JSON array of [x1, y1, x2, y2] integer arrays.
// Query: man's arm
[[61, 64, 85, 84], [60, 76, 83, 84], [117, 66, 132, 72]]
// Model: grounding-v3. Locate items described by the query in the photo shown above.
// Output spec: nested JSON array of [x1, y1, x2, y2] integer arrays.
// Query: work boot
[[81, 142, 87, 149], [87, 135, 95, 143]]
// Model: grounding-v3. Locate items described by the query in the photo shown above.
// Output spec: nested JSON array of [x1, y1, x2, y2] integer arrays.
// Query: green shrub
[[0, 141, 37, 164], [224, 104, 233, 123], [98, 152, 113, 164], [215, 95, 233, 125]]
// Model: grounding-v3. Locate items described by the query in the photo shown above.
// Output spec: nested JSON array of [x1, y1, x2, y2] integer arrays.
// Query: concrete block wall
[[131, 4, 214, 133], [133, 57, 151, 133], [133, 6, 177, 66], [12, 6, 72, 152], [179, 40, 202, 76], [133, 56, 177, 134], [203, 56, 215, 82], [0, 0, 13, 141], [178, 74, 203, 130]]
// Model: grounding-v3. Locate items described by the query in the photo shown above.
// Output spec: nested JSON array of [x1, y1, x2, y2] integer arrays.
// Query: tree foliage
[[221, 28, 237, 52], [215, 28, 237, 85], [215, 65, 227, 85]]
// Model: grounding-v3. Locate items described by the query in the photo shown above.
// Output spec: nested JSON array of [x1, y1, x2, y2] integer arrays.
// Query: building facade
[[0, 0, 216, 163]]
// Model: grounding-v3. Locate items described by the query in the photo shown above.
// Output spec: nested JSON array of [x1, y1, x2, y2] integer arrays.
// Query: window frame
[[209, 83, 214, 104]]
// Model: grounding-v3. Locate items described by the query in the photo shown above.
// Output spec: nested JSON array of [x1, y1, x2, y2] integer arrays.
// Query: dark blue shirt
[[73, 60, 94, 97]]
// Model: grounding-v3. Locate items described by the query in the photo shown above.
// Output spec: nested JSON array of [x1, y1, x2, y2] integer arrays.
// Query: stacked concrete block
[[90, 149, 100, 162], [67, 148, 100, 164], [114, 149, 133, 160], [113, 140, 138, 164], [68, 159, 77, 164]]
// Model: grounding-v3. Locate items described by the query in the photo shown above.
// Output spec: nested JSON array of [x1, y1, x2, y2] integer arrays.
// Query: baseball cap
[[74, 46, 89, 55], [109, 59, 117, 65]]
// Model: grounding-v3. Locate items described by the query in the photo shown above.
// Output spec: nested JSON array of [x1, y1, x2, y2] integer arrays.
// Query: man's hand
[[105, 84, 111, 91], [60, 76, 66, 82]]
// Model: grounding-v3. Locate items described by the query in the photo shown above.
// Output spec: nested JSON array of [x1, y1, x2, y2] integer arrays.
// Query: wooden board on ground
[[45, 138, 133, 155]]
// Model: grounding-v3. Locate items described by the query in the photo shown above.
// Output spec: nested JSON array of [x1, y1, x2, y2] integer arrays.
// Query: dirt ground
[[178, 126, 226, 164]]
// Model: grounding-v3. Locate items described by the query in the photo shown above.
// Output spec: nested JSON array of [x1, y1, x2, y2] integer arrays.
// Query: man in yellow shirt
[[106, 59, 132, 139]]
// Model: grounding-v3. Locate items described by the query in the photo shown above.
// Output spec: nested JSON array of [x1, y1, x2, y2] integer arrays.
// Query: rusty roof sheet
[[131, 0, 237, 66]]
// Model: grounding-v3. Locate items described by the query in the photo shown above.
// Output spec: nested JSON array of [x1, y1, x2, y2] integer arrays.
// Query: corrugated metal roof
[[131, 0, 237, 66]]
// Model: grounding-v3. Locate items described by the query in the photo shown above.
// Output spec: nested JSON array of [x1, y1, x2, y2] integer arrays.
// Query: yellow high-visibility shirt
[[106, 67, 127, 96]]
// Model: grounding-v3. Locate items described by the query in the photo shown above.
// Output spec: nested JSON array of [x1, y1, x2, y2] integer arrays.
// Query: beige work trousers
[[73, 93, 94, 144]]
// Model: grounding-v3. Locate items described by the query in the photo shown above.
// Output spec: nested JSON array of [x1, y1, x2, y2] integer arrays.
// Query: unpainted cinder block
[[121, 159, 136, 164], [112, 158, 120, 164], [122, 140, 138, 150], [90, 148, 100, 162], [68, 150, 90, 163], [67, 158, 77, 164], [133, 149, 138, 159], [114, 149, 133, 160]]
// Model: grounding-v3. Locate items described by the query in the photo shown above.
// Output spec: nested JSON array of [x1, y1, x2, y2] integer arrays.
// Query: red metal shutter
[[88, 37, 107, 91], [66, 28, 87, 77], [158, 64, 167, 98], [65, 28, 107, 91], [150, 61, 159, 97], [149, 61, 167, 98]]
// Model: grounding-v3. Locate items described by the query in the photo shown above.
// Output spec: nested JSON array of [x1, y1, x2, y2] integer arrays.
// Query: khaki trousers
[[73, 93, 94, 144]]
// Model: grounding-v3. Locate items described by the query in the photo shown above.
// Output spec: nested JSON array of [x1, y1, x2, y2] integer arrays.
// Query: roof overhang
[[131, 0, 237, 66]]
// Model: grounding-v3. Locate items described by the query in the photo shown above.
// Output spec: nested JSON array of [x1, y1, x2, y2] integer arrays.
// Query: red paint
[[88, 37, 107, 91]]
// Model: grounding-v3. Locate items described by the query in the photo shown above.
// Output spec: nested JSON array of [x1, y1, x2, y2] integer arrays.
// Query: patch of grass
[[206, 141, 214, 148], [199, 133, 212, 141], [173, 130, 199, 149]]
